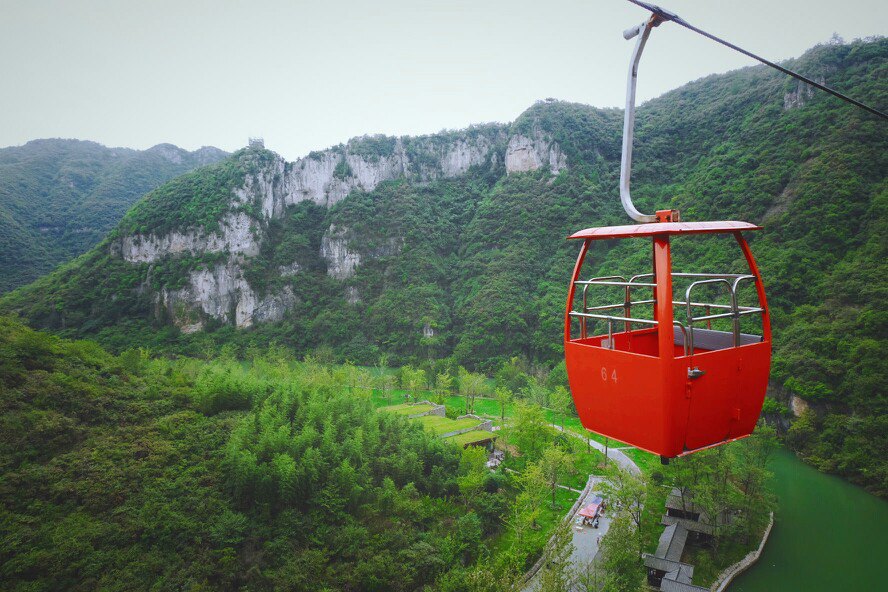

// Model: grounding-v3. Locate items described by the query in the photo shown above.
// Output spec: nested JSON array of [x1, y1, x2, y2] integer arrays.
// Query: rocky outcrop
[[505, 128, 567, 174], [119, 212, 258, 263], [790, 395, 809, 417], [236, 130, 509, 212], [156, 262, 296, 332], [321, 227, 361, 280], [783, 78, 824, 110], [116, 125, 564, 331], [320, 224, 402, 280]]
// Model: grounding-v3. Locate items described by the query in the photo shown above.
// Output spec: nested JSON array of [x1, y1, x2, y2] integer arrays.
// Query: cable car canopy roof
[[568, 221, 761, 241]]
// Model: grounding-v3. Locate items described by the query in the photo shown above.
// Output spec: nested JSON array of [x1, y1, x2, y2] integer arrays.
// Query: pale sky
[[1, 0, 885, 161]]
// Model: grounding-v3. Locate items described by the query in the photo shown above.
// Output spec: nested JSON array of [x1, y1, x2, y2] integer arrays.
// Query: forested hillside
[[0, 139, 227, 292], [0, 317, 470, 590], [0, 316, 778, 591], [1, 38, 885, 493]]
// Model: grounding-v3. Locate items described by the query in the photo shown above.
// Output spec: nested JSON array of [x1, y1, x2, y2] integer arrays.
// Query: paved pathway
[[491, 423, 641, 475], [517, 429, 641, 592], [550, 424, 641, 475], [522, 476, 612, 592]]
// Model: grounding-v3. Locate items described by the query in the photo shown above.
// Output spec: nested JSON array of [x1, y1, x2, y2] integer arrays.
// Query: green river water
[[730, 447, 888, 591]]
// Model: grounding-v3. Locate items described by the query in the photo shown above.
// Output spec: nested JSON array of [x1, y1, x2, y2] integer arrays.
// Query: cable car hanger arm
[[619, 14, 664, 223], [625, 0, 888, 121], [619, 1, 888, 225]]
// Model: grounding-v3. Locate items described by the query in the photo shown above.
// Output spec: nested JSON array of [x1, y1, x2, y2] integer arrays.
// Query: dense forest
[[1, 38, 885, 497], [0, 316, 777, 591], [0, 139, 226, 293]]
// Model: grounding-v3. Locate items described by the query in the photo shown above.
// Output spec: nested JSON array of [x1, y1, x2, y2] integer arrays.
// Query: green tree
[[551, 385, 572, 430], [540, 445, 573, 509], [538, 518, 575, 592], [401, 365, 427, 402], [601, 467, 649, 557], [512, 402, 550, 460], [514, 460, 548, 533], [494, 386, 513, 423], [520, 377, 550, 408], [435, 371, 454, 405], [599, 513, 644, 592], [458, 367, 485, 415], [457, 446, 489, 507]]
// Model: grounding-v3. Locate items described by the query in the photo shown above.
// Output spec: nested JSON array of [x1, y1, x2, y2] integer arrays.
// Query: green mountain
[[2, 38, 885, 493], [0, 139, 228, 293]]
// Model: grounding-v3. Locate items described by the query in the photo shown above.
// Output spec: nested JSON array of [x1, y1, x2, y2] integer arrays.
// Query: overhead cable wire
[[626, 0, 888, 121]]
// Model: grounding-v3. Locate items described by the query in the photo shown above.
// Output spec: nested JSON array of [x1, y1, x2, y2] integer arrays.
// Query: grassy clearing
[[415, 415, 482, 435], [371, 390, 656, 476], [621, 447, 662, 475], [445, 430, 497, 447], [496, 427, 604, 490], [442, 395, 512, 418], [379, 403, 435, 415]]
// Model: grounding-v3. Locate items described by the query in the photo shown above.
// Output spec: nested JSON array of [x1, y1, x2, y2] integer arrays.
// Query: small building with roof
[[642, 493, 711, 592]]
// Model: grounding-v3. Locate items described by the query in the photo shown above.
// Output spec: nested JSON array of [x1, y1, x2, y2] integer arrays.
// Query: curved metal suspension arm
[[620, 16, 664, 223]]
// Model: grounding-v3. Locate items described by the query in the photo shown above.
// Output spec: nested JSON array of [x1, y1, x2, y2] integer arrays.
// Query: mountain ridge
[[0, 138, 228, 293]]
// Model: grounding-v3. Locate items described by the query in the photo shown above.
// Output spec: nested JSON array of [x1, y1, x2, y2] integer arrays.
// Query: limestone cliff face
[[113, 126, 566, 332], [155, 262, 295, 332], [119, 212, 259, 263], [320, 225, 403, 281], [783, 77, 825, 110], [320, 226, 361, 281], [505, 128, 568, 175]]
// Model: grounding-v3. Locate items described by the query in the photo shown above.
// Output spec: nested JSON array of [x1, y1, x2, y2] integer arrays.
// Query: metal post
[[619, 18, 661, 223], [731, 288, 740, 347], [624, 285, 631, 332], [654, 236, 674, 360]]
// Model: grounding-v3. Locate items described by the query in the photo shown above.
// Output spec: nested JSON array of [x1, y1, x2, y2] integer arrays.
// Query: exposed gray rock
[[116, 126, 563, 332], [157, 262, 295, 332], [321, 226, 361, 280], [345, 286, 360, 305], [119, 212, 257, 263], [277, 262, 301, 277], [790, 394, 809, 417], [147, 143, 185, 164], [783, 78, 824, 110], [505, 128, 567, 174]]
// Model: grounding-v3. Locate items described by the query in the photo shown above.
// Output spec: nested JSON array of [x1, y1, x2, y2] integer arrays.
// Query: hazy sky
[[1, 0, 885, 160]]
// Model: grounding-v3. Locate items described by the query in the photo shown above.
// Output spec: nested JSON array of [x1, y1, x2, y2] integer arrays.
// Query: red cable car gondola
[[564, 10, 772, 460]]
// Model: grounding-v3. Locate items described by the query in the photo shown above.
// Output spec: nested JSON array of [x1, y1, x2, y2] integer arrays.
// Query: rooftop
[[660, 578, 709, 592], [656, 523, 690, 562], [662, 514, 715, 535], [568, 220, 760, 241]]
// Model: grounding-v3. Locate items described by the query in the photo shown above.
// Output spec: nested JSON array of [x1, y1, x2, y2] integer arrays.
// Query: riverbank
[[730, 447, 888, 591]]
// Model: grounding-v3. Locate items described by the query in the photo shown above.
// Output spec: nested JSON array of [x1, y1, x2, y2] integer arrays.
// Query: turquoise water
[[731, 448, 888, 591]]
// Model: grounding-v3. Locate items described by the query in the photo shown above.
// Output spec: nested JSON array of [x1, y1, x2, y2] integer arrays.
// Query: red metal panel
[[566, 340, 668, 455], [680, 342, 771, 450], [568, 221, 761, 241]]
